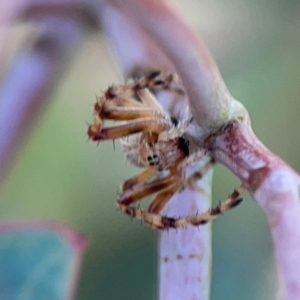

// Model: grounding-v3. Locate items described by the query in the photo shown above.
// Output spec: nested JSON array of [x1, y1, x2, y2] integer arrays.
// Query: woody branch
[[104, 0, 300, 300]]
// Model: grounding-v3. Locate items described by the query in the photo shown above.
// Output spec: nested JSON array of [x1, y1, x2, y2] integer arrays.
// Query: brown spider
[[88, 70, 244, 229]]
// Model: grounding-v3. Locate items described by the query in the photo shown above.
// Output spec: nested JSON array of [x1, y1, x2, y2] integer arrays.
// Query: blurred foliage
[[1, 1, 300, 299], [0, 225, 84, 300]]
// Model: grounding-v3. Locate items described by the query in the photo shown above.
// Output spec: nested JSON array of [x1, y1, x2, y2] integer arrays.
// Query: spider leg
[[122, 167, 156, 191], [118, 173, 177, 206], [102, 85, 134, 100], [99, 90, 169, 123], [179, 149, 208, 169], [148, 179, 182, 213], [89, 71, 182, 141], [89, 93, 169, 140], [104, 70, 183, 103], [119, 185, 244, 230], [174, 185, 245, 227], [117, 175, 180, 229], [137, 70, 185, 94], [103, 96, 145, 108], [87, 115, 103, 139], [185, 158, 216, 191], [158, 118, 191, 141], [125, 155, 213, 214], [92, 95, 145, 126], [136, 88, 164, 109], [91, 118, 171, 141], [148, 159, 214, 214], [101, 105, 167, 122]]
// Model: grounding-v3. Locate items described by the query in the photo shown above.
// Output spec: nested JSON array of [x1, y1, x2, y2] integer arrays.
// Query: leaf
[[0, 220, 88, 300]]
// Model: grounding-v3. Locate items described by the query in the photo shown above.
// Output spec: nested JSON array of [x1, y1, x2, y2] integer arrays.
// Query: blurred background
[[1, 0, 300, 299]]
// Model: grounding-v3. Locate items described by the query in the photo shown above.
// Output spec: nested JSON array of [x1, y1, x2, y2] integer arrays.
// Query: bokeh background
[[1, 0, 300, 299]]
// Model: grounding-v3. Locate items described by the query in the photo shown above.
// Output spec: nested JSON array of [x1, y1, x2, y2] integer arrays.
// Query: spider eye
[[154, 80, 165, 86], [147, 154, 160, 165], [170, 116, 179, 127], [148, 70, 161, 80]]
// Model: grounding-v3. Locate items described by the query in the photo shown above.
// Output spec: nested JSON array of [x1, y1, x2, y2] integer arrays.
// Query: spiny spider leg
[[103, 70, 183, 102], [172, 186, 244, 228], [93, 95, 144, 124], [118, 173, 179, 206], [100, 87, 166, 121], [179, 149, 208, 169], [102, 85, 133, 100], [137, 71, 185, 95], [92, 89, 145, 123], [103, 95, 145, 108], [140, 158, 215, 216], [101, 105, 167, 122], [118, 185, 244, 230], [89, 94, 167, 140], [148, 180, 182, 213], [122, 168, 156, 191], [136, 88, 164, 109], [175, 185, 245, 227], [88, 70, 183, 141], [185, 158, 216, 191], [91, 118, 171, 141]]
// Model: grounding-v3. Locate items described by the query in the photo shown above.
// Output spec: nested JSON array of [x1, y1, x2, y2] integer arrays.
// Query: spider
[[87, 70, 244, 229]]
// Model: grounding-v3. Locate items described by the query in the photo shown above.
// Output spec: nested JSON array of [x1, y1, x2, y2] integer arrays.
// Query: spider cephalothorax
[[88, 69, 243, 229]]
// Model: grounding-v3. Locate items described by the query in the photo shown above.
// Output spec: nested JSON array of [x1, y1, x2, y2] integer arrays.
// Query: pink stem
[[106, 0, 236, 132], [0, 1, 95, 183], [210, 120, 300, 299], [104, 0, 300, 299]]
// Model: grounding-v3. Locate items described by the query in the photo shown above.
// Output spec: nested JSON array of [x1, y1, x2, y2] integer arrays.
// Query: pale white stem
[[99, 3, 212, 300], [159, 170, 212, 300]]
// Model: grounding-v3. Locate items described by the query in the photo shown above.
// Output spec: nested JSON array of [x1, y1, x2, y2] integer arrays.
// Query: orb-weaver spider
[[88, 70, 243, 229]]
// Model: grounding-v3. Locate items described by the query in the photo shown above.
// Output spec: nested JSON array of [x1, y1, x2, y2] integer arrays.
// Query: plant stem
[[99, 3, 213, 300]]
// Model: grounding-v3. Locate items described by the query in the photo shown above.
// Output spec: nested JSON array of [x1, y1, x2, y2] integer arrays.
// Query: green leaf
[[0, 221, 88, 300]]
